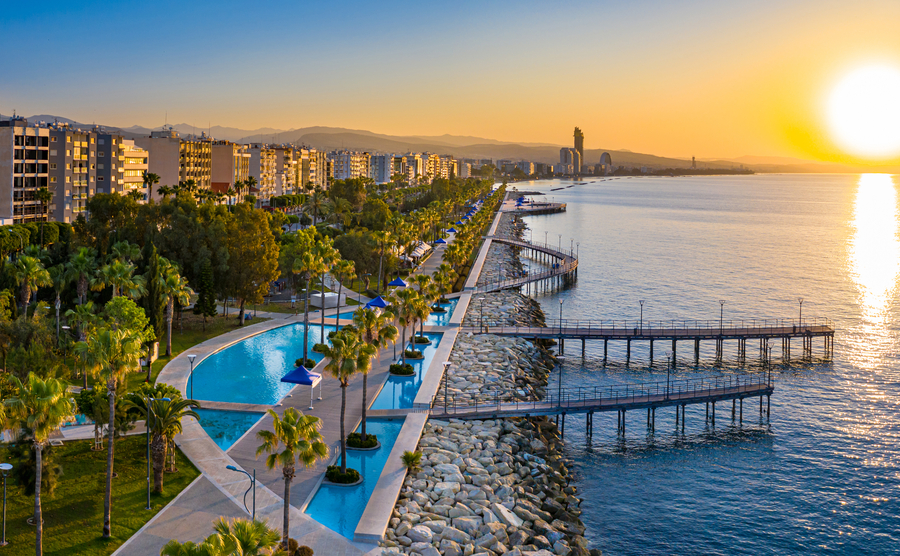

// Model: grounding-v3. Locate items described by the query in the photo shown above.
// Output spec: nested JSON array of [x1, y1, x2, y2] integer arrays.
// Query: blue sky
[[3, 0, 900, 160]]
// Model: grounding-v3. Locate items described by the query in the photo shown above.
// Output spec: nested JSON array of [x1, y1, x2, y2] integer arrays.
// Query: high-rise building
[[369, 154, 395, 184], [210, 140, 251, 198], [559, 148, 581, 175], [248, 144, 277, 200], [574, 127, 584, 167], [96, 134, 149, 200], [330, 150, 371, 180], [135, 129, 212, 200], [0, 118, 50, 224], [48, 124, 98, 224], [273, 146, 297, 196]]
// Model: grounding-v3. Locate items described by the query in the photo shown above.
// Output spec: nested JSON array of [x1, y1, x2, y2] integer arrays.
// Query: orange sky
[[3, 0, 900, 164]]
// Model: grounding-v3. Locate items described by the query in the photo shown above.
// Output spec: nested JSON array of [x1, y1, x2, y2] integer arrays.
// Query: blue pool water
[[188, 322, 336, 405], [370, 332, 443, 410], [304, 419, 405, 538], [195, 409, 264, 451], [425, 298, 458, 326], [338, 310, 358, 319]]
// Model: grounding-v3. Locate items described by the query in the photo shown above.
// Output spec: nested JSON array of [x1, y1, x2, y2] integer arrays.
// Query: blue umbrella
[[447, 227, 458, 233], [281, 365, 323, 409], [462, 216, 469, 220], [365, 296, 390, 308], [388, 277, 408, 287], [456, 220, 464, 225], [435, 238, 447, 244]]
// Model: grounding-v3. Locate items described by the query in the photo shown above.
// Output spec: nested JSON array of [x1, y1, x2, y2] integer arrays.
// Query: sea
[[517, 174, 900, 555]]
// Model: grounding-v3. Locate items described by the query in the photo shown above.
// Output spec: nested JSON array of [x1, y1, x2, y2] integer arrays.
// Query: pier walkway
[[475, 237, 578, 293], [464, 317, 835, 361], [429, 374, 774, 434]]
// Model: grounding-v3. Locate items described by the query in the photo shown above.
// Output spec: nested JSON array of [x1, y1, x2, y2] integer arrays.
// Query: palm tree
[[323, 331, 376, 474], [47, 265, 68, 344], [4, 374, 75, 556], [76, 326, 144, 539], [394, 288, 423, 365], [143, 171, 160, 202], [316, 241, 340, 340], [133, 397, 200, 493], [292, 251, 327, 363], [304, 187, 324, 226], [93, 259, 147, 299], [110, 240, 142, 263], [158, 185, 175, 200], [412, 274, 435, 341], [256, 408, 328, 547], [67, 247, 98, 302], [65, 301, 97, 388], [212, 517, 284, 556], [160, 534, 236, 556], [372, 230, 392, 294], [34, 187, 53, 245], [158, 259, 194, 356], [14, 255, 51, 316], [352, 308, 397, 441], [433, 263, 457, 301], [332, 259, 355, 329]]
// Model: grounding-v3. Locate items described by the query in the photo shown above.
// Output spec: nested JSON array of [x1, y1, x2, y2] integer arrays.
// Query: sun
[[827, 64, 900, 158]]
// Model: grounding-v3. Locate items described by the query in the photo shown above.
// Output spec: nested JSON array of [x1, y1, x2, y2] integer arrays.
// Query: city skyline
[[3, 0, 900, 165]]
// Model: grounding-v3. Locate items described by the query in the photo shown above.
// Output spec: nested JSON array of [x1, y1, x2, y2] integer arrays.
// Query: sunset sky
[[3, 0, 900, 164]]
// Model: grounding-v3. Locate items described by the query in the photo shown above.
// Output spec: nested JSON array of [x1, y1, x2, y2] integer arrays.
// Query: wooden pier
[[475, 237, 578, 293], [463, 318, 835, 363], [509, 202, 567, 215], [430, 374, 774, 436]]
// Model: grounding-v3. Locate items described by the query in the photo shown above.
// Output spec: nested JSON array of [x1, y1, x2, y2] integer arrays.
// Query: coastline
[[380, 208, 597, 556]]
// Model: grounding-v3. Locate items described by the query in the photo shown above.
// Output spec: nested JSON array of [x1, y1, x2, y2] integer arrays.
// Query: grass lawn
[[0, 435, 199, 555], [125, 312, 269, 393]]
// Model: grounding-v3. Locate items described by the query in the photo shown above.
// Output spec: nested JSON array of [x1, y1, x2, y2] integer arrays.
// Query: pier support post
[[672, 340, 677, 363], [706, 402, 709, 422], [732, 399, 736, 421], [561, 413, 566, 437], [711, 401, 715, 426], [695, 339, 700, 363], [675, 405, 679, 428], [647, 408, 651, 430], [652, 407, 656, 430], [767, 395, 770, 419], [603, 339, 608, 362], [681, 404, 686, 432], [627, 339, 631, 363], [739, 398, 743, 424], [582, 338, 585, 357], [650, 339, 654, 361], [760, 395, 763, 416]]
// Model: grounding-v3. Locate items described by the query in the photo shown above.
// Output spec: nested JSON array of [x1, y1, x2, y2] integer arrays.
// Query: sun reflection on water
[[847, 173, 900, 368]]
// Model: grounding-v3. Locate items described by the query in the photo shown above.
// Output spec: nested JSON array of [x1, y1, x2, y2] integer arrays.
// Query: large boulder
[[407, 524, 433, 543]]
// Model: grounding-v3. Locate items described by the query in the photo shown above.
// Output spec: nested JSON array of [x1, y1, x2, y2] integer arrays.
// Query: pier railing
[[475, 237, 578, 293], [468, 317, 834, 336], [431, 373, 773, 417]]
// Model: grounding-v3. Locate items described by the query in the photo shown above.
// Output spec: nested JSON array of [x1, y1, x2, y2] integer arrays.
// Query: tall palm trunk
[[238, 299, 245, 326], [151, 433, 166, 493], [320, 274, 328, 341], [302, 276, 312, 362], [340, 384, 348, 474], [335, 280, 343, 329], [361, 373, 369, 441], [34, 442, 43, 556], [166, 299, 174, 356], [21, 283, 30, 316], [282, 467, 294, 546], [401, 326, 407, 365], [104, 382, 116, 538]]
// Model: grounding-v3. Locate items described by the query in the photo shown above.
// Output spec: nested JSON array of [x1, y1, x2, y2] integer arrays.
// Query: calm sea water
[[519, 174, 900, 556]]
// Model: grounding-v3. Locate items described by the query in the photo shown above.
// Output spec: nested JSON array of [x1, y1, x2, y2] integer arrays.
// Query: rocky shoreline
[[380, 211, 598, 556]]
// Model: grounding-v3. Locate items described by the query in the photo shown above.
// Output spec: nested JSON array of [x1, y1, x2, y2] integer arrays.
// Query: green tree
[[65, 246, 97, 305], [212, 517, 284, 555], [140, 398, 199, 493], [193, 259, 217, 330], [322, 331, 376, 474], [142, 244, 166, 379], [143, 171, 160, 202], [256, 408, 328, 547], [93, 259, 146, 299], [34, 187, 53, 245], [332, 259, 355, 329], [292, 248, 327, 362], [14, 255, 51, 315], [226, 204, 279, 325], [4, 374, 76, 556], [158, 259, 194, 356], [75, 326, 144, 539], [352, 308, 397, 441]]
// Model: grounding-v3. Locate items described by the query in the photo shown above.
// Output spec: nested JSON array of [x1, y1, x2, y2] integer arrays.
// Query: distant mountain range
[[6, 113, 893, 173]]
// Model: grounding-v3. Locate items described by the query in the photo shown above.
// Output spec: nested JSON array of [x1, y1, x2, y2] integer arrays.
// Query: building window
[[51, 136, 58, 143], [50, 177, 57, 183], [50, 163, 57, 170], [98, 176, 105, 181], [98, 152, 105, 157], [65, 176, 70, 183], [90, 138, 95, 144]]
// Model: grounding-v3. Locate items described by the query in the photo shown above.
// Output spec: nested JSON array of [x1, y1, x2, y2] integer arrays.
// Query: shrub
[[325, 465, 360, 484], [401, 450, 422, 472], [413, 335, 431, 344], [404, 349, 424, 359], [312, 343, 328, 353], [389, 363, 415, 376], [431, 305, 447, 313], [347, 432, 378, 448], [295, 546, 314, 556], [295, 358, 316, 368]]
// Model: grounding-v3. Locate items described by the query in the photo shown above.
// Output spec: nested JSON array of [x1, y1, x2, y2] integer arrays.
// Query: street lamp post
[[798, 297, 804, 327], [442, 362, 451, 413], [478, 297, 486, 332], [187, 354, 197, 400], [666, 353, 672, 400], [556, 356, 566, 406], [0, 463, 10, 546], [545, 231, 548, 245], [639, 300, 644, 334], [719, 300, 726, 334], [558, 299, 564, 350], [146, 397, 171, 510], [558, 234, 562, 252], [225, 466, 256, 519]]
